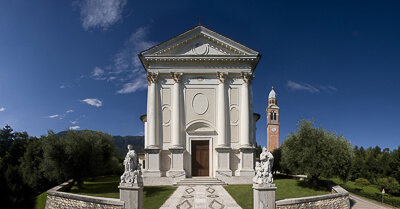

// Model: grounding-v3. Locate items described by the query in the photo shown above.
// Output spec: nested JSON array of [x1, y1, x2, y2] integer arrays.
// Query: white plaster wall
[[230, 150, 240, 176], [160, 150, 171, 177], [154, 73, 251, 177]]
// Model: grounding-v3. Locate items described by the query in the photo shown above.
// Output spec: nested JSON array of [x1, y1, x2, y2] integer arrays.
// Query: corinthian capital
[[171, 72, 183, 83], [241, 72, 254, 83], [217, 72, 228, 83], [146, 72, 159, 85]]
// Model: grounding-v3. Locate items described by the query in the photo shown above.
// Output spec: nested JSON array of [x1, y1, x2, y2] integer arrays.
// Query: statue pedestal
[[253, 183, 276, 209], [119, 183, 143, 209]]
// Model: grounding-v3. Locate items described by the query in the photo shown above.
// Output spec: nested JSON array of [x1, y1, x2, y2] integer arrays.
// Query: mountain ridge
[[56, 130, 144, 157]]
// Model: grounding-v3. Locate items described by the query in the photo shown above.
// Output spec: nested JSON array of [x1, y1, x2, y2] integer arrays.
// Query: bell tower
[[266, 86, 279, 152]]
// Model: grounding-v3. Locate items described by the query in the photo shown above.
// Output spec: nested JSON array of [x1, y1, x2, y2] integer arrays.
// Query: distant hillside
[[56, 131, 144, 157], [113, 135, 144, 157]]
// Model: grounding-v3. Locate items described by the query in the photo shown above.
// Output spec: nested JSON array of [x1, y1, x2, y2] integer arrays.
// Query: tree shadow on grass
[[70, 182, 119, 195], [144, 186, 174, 198], [296, 180, 330, 192], [274, 174, 292, 180]]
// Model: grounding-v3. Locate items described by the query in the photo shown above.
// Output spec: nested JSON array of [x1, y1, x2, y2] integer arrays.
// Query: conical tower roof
[[268, 86, 276, 99]]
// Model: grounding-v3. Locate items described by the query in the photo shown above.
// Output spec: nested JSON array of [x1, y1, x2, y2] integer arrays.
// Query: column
[[146, 72, 159, 148], [167, 72, 186, 180], [144, 72, 161, 177], [217, 72, 228, 147], [240, 72, 256, 176], [240, 72, 253, 148], [171, 72, 183, 148], [215, 72, 232, 179]]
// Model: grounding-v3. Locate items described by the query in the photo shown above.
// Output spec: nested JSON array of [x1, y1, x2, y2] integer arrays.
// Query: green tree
[[377, 177, 400, 200], [42, 130, 119, 188], [389, 146, 400, 183], [0, 124, 16, 157], [0, 129, 36, 208], [281, 119, 353, 186], [272, 148, 281, 174], [20, 136, 56, 193], [255, 143, 262, 159]]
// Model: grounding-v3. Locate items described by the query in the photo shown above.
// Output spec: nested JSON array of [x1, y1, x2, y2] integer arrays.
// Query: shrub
[[355, 178, 370, 187]]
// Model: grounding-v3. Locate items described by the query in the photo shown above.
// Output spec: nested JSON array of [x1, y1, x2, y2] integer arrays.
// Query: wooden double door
[[191, 140, 209, 176]]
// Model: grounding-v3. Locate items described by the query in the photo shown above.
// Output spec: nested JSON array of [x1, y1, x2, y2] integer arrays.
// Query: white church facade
[[139, 25, 261, 185]]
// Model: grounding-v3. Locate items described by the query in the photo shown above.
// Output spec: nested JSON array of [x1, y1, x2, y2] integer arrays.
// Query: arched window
[[274, 113, 277, 121], [270, 112, 273, 120]]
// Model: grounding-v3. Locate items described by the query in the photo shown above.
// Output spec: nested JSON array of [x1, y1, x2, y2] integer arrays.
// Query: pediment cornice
[[139, 25, 261, 72]]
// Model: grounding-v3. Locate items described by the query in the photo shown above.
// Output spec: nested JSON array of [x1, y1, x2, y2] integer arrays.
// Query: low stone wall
[[45, 180, 125, 209], [276, 180, 350, 209]]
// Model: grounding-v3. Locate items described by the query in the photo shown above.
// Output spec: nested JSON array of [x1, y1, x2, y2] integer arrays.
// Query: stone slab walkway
[[160, 185, 242, 209]]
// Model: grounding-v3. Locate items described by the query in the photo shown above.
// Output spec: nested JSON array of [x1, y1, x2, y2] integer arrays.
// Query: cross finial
[[196, 17, 204, 25]]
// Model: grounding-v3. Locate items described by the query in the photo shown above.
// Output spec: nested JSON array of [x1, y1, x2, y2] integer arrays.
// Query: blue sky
[[1, 0, 399, 150]]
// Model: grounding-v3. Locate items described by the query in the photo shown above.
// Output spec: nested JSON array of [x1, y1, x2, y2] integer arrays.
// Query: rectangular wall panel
[[231, 125, 239, 143]]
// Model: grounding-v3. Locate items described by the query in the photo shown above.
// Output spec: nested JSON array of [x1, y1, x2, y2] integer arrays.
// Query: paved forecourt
[[160, 185, 242, 209]]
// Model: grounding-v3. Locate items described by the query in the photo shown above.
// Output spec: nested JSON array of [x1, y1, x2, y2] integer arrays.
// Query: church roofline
[[140, 25, 260, 56], [138, 25, 262, 72]]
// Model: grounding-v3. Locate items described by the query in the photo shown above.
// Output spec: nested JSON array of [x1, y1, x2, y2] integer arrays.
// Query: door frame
[[189, 137, 213, 177]]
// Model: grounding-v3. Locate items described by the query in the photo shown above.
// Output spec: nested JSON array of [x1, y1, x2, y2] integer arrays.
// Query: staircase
[[174, 177, 227, 186]]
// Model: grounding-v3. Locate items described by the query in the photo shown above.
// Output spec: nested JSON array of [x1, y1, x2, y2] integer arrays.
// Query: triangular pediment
[[140, 25, 259, 57]]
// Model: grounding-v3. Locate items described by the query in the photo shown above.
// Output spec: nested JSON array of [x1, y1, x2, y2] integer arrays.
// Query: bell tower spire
[[266, 86, 279, 152]]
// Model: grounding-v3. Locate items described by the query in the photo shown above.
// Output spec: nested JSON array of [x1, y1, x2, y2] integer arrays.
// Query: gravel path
[[350, 193, 396, 209]]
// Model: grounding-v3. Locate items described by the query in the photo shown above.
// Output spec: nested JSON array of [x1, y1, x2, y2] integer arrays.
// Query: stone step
[[174, 177, 228, 186], [179, 178, 219, 181], [178, 180, 223, 184], [176, 182, 227, 186]]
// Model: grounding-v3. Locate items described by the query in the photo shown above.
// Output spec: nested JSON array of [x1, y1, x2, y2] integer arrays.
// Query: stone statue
[[124, 145, 137, 172], [253, 146, 274, 184], [120, 145, 142, 184]]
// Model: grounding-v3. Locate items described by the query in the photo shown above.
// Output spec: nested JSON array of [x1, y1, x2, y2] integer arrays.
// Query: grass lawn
[[35, 191, 47, 209], [225, 175, 330, 209], [329, 178, 400, 208], [68, 176, 177, 209]]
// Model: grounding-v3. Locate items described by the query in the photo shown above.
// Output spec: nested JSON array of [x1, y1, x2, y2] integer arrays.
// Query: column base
[[143, 170, 161, 177], [144, 148, 161, 177], [119, 183, 143, 209], [167, 147, 186, 179], [239, 147, 255, 176], [166, 170, 186, 181], [215, 147, 232, 177], [253, 183, 276, 209]]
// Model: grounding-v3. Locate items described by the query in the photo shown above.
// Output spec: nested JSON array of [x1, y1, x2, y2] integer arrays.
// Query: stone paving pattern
[[160, 185, 242, 209]]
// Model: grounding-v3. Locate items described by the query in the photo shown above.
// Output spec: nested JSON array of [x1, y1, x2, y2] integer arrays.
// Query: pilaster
[[140, 115, 147, 148]]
